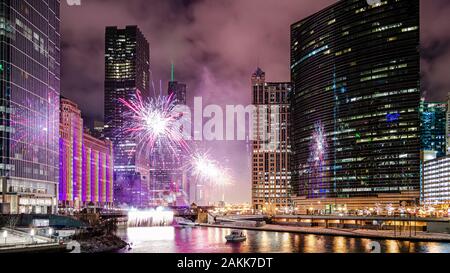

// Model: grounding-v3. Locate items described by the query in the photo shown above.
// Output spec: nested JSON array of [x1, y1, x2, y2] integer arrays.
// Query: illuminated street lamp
[[2, 230, 7, 244], [30, 229, 35, 244], [48, 228, 54, 241]]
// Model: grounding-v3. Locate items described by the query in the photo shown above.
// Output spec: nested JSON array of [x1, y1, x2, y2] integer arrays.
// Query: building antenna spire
[[171, 62, 175, 82]]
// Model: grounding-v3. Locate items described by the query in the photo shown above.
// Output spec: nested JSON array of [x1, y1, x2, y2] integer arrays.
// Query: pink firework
[[309, 121, 327, 166], [308, 121, 328, 197], [118, 90, 190, 156]]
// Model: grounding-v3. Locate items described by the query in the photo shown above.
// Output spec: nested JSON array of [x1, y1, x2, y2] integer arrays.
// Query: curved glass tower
[[290, 0, 420, 211]]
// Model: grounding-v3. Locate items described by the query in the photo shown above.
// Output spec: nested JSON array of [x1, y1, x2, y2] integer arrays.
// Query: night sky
[[61, 0, 450, 203]]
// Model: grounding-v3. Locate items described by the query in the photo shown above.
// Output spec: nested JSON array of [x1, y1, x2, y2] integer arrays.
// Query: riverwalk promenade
[[0, 228, 65, 253], [200, 223, 450, 243]]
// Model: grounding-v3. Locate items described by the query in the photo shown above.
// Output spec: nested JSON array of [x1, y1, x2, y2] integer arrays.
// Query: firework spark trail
[[119, 88, 232, 193], [118, 90, 190, 158], [188, 151, 232, 187], [309, 121, 328, 198], [310, 121, 327, 165]]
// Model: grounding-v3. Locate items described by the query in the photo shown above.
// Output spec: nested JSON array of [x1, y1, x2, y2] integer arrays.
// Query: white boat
[[174, 217, 198, 227], [225, 230, 247, 242]]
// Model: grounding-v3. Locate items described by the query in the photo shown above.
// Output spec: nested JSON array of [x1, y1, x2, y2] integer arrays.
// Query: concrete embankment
[[199, 223, 450, 243]]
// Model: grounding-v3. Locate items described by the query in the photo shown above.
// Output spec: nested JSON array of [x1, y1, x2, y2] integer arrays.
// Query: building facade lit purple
[[59, 98, 113, 210]]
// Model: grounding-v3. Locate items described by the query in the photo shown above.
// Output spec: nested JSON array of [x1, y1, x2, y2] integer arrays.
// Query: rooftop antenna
[[171, 62, 175, 82]]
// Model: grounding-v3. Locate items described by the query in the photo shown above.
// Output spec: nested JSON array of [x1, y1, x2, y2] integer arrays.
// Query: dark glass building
[[0, 0, 60, 214], [420, 101, 447, 158], [104, 26, 150, 207], [290, 0, 420, 212]]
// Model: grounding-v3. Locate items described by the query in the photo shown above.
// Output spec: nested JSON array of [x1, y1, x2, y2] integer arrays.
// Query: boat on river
[[225, 230, 247, 242]]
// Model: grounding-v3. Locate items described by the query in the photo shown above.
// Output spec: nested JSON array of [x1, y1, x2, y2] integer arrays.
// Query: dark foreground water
[[116, 226, 450, 253]]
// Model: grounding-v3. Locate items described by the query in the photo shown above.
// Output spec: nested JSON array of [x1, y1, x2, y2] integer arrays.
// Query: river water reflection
[[116, 226, 450, 253]]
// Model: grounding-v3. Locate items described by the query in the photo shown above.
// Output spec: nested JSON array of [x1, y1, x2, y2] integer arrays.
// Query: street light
[[30, 229, 35, 244], [2, 230, 7, 244], [48, 228, 54, 241]]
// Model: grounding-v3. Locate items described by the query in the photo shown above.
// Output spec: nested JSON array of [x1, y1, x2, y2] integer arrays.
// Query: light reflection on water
[[116, 226, 450, 253]]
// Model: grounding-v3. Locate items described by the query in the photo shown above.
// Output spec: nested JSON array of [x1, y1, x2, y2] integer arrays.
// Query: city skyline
[[59, 0, 450, 204], [2, 0, 450, 257]]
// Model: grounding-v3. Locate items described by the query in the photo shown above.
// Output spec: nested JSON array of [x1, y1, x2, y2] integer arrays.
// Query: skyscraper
[[290, 0, 420, 213], [168, 67, 187, 105], [0, 0, 60, 214], [168, 67, 189, 206], [59, 98, 83, 210], [104, 26, 150, 207], [149, 66, 189, 207], [420, 100, 447, 159], [251, 68, 291, 213]]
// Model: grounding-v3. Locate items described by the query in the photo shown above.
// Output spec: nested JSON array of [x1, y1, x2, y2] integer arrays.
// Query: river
[[115, 226, 450, 253]]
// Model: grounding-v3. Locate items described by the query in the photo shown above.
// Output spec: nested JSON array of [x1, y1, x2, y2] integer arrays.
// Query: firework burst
[[118, 91, 190, 156], [308, 121, 328, 198], [188, 151, 232, 186], [309, 121, 327, 166]]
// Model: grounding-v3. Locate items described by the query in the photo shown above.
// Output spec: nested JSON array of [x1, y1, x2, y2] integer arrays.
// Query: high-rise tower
[[149, 65, 189, 207], [0, 0, 60, 214], [420, 100, 447, 159], [251, 68, 291, 213], [290, 0, 420, 213], [104, 26, 150, 207]]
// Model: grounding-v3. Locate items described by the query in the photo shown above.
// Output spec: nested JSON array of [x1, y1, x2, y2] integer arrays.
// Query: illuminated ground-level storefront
[[292, 191, 420, 215], [1, 178, 57, 214], [423, 156, 450, 207]]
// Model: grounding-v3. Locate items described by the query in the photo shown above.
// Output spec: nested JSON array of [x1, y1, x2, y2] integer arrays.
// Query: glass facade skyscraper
[[168, 81, 187, 105], [420, 101, 447, 158], [0, 0, 60, 214], [290, 0, 420, 212], [104, 26, 150, 207]]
